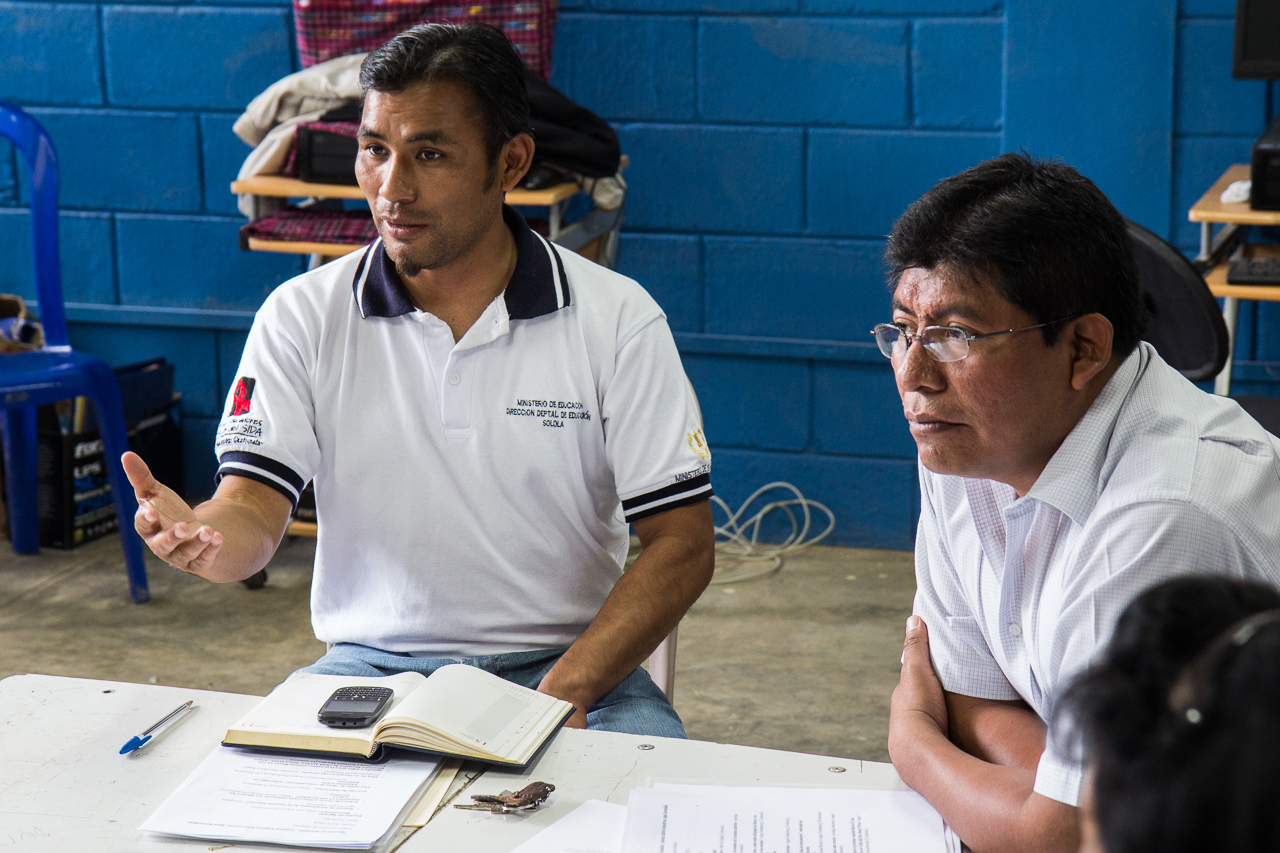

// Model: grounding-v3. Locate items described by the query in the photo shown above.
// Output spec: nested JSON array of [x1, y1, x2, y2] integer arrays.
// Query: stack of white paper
[[509, 784, 958, 853], [622, 783, 960, 853], [140, 747, 440, 849]]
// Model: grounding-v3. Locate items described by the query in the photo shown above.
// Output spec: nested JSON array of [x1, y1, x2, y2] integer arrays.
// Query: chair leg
[[647, 625, 678, 702], [1, 406, 40, 554], [84, 366, 150, 604]]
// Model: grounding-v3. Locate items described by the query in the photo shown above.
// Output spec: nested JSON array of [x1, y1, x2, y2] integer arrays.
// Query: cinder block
[[593, 0, 794, 14], [615, 124, 803, 232], [0, 209, 115, 303], [1005, 0, 1174, 236], [67, 322, 222, 418], [710, 447, 918, 549], [1176, 20, 1268, 136], [704, 236, 889, 341], [0, 3, 103, 105], [201, 113, 253, 215], [807, 129, 999, 237], [115, 214, 302, 311], [1171, 135, 1254, 249], [27, 108, 201, 212], [912, 19, 1002, 129], [801, 0, 999, 14], [616, 233, 702, 333], [698, 18, 908, 126], [183, 417, 219, 500], [550, 14, 695, 121], [217, 329, 251, 405], [684, 354, 809, 450], [1255, 302, 1280, 363], [104, 7, 293, 111], [812, 362, 915, 458], [1179, 0, 1233, 15], [0, 141, 15, 205]]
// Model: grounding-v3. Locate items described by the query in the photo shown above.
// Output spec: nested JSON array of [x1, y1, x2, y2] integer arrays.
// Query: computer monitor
[[1233, 0, 1280, 80]]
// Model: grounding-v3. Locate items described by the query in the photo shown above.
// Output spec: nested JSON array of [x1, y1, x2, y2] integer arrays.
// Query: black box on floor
[[36, 396, 184, 549], [33, 358, 184, 549]]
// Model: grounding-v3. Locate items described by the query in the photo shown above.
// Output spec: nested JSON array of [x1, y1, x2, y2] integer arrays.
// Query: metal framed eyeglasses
[[869, 318, 1077, 363]]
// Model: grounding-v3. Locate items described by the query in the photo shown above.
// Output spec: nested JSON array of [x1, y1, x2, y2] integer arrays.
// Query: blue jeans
[[299, 644, 687, 739]]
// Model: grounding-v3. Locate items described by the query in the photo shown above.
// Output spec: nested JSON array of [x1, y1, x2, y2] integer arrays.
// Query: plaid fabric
[[293, 0, 557, 78], [281, 121, 361, 177], [242, 207, 377, 246]]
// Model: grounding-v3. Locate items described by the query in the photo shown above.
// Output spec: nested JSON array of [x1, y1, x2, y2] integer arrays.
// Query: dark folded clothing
[[240, 207, 377, 247], [281, 121, 361, 179]]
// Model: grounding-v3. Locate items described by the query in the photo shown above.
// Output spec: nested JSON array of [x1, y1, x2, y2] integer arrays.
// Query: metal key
[[454, 781, 555, 814]]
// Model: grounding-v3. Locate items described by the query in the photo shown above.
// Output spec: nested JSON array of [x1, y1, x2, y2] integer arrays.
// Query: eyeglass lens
[[874, 325, 969, 362]]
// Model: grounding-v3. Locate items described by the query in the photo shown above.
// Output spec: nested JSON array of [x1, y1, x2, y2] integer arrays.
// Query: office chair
[[0, 103, 150, 603], [1128, 220, 1280, 436]]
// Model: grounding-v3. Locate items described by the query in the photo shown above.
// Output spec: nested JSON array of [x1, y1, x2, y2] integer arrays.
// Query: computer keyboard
[[1227, 256, 1280, 285]]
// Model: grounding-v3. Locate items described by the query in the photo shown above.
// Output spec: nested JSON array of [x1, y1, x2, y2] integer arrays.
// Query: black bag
[[526, 73, 620, 179]]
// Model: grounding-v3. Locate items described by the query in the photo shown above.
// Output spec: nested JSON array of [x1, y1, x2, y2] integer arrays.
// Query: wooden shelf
[[231, 174, 582, 207], [286, 519, 318, 538], [1205, 242, 1280, 302], [1189, 164, 1280, 226], [246, 237, 364, 257]]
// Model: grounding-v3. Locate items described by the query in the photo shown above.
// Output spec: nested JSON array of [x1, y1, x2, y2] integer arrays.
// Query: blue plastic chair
[[0, 102, 149, 603]]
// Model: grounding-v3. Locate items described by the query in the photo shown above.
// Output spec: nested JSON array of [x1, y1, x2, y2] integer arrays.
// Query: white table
[[0, 674, 907, 851]]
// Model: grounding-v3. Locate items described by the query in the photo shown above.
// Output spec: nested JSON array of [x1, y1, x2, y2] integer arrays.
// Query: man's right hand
[[122, 450, 224, 574]]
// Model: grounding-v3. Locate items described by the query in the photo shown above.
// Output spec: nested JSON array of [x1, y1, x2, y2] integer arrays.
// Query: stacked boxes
[[35, 359, 184, 549]]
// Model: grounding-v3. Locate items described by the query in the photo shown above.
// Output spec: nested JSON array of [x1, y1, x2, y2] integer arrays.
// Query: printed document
[[511, 800, 628, 853], [622, 784, 959, 853], [140, 746, 439, 849]]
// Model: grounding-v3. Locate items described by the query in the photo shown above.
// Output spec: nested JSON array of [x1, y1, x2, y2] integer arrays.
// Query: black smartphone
[[317, 686, 395, 728]]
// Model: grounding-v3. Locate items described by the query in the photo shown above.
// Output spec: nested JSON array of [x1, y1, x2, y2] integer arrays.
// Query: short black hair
[[1060, 577, 1280, 853], [359, 23, 532, 165], [885, 153, 1149, 357]]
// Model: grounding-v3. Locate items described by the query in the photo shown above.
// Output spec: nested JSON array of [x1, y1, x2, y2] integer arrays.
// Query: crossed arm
[[888, 616, 1079, 853]]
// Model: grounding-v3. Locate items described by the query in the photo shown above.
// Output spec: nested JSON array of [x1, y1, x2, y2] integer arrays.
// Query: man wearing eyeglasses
[[878, 154, 1280, 853]]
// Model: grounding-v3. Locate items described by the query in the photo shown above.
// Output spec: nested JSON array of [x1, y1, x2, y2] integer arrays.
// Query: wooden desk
[[0, 674, 907, 852], [1187, 164, 1280, 394]]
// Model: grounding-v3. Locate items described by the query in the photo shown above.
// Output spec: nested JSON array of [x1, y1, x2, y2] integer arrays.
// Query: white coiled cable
[[710, 482, 835, 585]]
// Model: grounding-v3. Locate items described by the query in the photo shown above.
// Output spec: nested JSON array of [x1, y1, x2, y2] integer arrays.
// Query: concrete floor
[[0, 535, 915, 763]]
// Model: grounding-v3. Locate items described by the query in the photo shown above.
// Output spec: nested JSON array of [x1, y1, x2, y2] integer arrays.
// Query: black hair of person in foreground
[[1061, 576, 1280, 853]]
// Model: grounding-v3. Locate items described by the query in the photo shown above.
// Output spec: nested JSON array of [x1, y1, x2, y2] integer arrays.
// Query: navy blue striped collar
[[351, 205, 570, 320]]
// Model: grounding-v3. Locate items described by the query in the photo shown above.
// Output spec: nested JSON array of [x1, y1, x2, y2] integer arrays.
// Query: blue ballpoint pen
[[120, 700, 194, 754]]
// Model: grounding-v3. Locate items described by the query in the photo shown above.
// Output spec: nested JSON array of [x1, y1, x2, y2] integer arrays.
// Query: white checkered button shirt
[[913, 342, 1280, 806]]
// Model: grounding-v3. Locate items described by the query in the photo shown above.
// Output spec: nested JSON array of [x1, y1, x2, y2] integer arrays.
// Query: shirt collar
[[352, 204, 571, 320], [1021, 343, 1150, 524]]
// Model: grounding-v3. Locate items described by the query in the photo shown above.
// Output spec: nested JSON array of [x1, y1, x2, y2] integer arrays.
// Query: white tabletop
[[0, 674, 906, 852]]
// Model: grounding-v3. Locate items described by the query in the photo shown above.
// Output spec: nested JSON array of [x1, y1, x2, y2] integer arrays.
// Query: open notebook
[[223, 666, 574, 766]]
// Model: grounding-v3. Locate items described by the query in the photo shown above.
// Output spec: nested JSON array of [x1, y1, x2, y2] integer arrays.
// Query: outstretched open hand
[[122, 451, 224, 573]]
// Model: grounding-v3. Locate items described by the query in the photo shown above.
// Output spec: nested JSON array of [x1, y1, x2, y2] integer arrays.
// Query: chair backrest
[[292, 0, 558, 79], [1128, 219, 1228, 383], [0, 102, 69, 350]]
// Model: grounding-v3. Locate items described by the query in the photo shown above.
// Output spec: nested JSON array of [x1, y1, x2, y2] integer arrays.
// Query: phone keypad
[[330, 687, 392, 701]]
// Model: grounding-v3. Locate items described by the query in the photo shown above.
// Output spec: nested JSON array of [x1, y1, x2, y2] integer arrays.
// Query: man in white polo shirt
[[122, 22, 714, 737], [878, 154, 1280, 852]]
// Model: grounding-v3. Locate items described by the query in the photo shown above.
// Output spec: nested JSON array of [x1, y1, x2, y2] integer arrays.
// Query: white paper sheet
[[623, 784, 960, 853], [510, 800, 628, 853], [140, 747, 439, 849]]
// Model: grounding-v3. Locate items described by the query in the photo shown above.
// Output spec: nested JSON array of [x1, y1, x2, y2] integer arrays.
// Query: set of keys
[[454, 781, 556, 814]]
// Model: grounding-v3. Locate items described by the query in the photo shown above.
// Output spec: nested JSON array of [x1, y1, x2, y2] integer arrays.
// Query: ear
[[1066, 313, 1114, 391], [498, 133, 536, 193]]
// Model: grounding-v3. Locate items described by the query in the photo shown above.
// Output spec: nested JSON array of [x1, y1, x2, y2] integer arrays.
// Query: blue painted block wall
[[1, 0, 1278, 549]]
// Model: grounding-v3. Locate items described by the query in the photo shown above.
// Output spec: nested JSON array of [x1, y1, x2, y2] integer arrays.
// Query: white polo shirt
[[913, 343, 1280, 806], [214, 206, 712, 657]]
